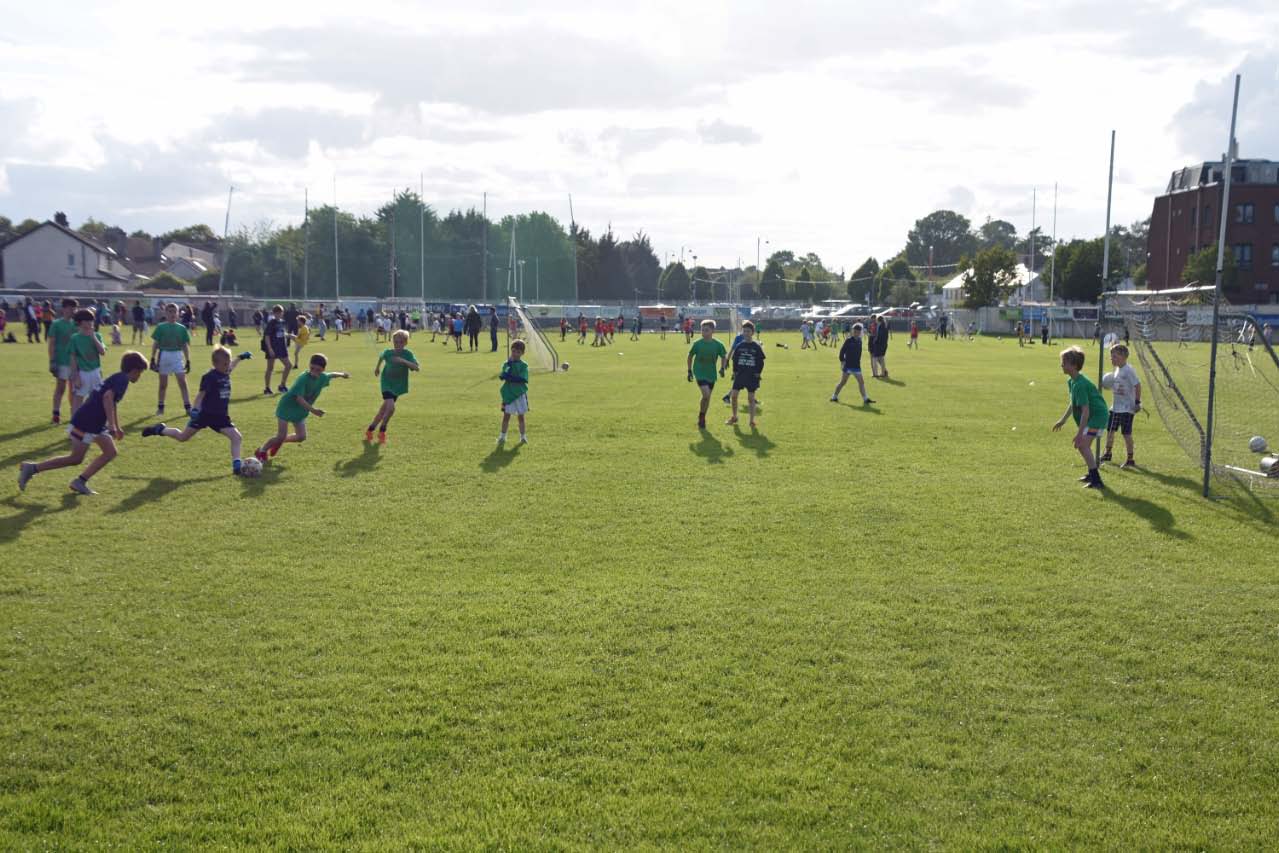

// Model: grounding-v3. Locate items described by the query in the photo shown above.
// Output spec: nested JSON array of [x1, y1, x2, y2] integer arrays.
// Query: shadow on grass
[[109, 473, 225, 514], [690, 430, 733, 464], [838, 401, 883, 415], [1102, 487, 1192, 540], [334, 442, 382, 477], [0, 415, 151, 472], [734, 425, 776, 458], [0, 423, 50, 444], [876, 376, 906, 387], [480, 443, 521, 473], [239, 461, 286, 496], [0, 493, 78, 543], [1126, 465, 1275, 529]]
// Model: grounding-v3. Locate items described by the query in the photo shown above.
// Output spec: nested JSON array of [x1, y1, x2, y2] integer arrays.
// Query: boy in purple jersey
[[142, 346, 253, 474], [19, 351, 148, 496]]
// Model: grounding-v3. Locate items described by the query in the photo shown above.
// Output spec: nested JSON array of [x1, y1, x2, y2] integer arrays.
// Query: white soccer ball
[[1103, 332, 1119, 349], [560, 362, 569, 371], [240, 457, 263, 478], [1101, 371, 1116, 390], [1249, 435, 1268, 454]]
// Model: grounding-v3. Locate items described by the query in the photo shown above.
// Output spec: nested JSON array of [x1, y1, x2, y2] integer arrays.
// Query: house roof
[[942, 264, 1040, 290], [0, 220, 117, 256]]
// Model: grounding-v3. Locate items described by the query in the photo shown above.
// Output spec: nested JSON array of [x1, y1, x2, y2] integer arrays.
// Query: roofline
[[0, 220, 117, 256]]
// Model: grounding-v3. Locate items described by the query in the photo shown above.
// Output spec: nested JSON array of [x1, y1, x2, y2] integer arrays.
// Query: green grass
[[1, 329, 1277, 848]]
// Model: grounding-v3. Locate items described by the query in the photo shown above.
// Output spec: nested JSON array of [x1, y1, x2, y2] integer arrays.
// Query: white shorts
[[503, 394, 529, 415], [67, 425, 101, 444], [55, 364, 73, 381], [77, 368, 103, 393], [158, 350, 186, 375]]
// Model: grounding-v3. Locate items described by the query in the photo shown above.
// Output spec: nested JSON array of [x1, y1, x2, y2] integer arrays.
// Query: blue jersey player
[[142, 346, 253, 474]]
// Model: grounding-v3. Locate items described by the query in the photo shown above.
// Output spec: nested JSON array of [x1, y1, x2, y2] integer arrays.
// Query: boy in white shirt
[[1101, 343, 1141, 468]]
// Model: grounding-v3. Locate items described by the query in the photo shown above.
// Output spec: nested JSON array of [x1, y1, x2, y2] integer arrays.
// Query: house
[[940, 264, 1046, 308], [1147, 150, 1278, 301], [167, 257, 211, 282], [0, 221, 133, 291], [162, 242, 219, 268]]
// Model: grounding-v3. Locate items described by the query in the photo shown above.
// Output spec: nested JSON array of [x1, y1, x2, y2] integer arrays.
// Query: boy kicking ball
[[19, 351, 148, 496], [726, 321, 765, 428], [367, 329, 420, 444], [687, 319, 727, 430], [142, 346, 253, 475], [497, 340, 529, 445], [1052, 345, 1109, 490], [254, 354, 349, 463]]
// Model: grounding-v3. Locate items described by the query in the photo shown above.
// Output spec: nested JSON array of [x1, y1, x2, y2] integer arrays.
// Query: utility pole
[[216, 185, 233, 295], [420, 174, 425, 305], [303, 188, 309, 302], [333, 175, 340, 304], [389, 195, 396, 299], [482, 192, 488, 303]]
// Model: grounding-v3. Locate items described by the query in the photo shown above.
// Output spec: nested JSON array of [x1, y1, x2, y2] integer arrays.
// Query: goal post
[[1104, 287, 1279, 495], [506, 297, 561, 373]]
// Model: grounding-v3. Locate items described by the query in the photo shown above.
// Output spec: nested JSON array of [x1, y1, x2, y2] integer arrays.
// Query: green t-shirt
[[152, 321, 190, 351], [499, 358, 529, 404], [49, 317, 77, 366], [1069, 373, 1109, 430], [379, 348, 417, 397], [688, 337, 727, 383], [70, 331, 104, 371], [276, 372, 332, 422]]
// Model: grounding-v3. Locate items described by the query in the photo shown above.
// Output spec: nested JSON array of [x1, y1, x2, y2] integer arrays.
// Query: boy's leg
[[76, 434, 118, 484], [1102, 427, 1116, 459], [855, 373, 871, 402], [832, 373, 848, 400], [747, 390, 757, 425], [52, 377, 66, 420], [699, 384, 712, 418], [27, 438, 91, 475], [278, 357, 292, 389], [258, 419, 290, 457], [377, 400, 396, 441], [499, 412, 511, 441], [517, 414, 526, 440], [727, 389, 739, 423], [157, 373, 169, 409], [221, 427, 244, 473], [175, 373, 191, 408], [1124, 431, 1135, 461], [264, 357, 274, 390]]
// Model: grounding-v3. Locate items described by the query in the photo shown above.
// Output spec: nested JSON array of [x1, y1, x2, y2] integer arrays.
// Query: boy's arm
[[94, 333, 107, 355], [191, 390, 206, 410], [373, 354, 385, 376], [103, 389, 122, 438], [69, 344, 79, 376], [46, 329, 55, 362], [182, 341, 191, 371], [1052, 403, 1072, 430], [1132, 372, 1142, 410], [327, 371, 350, 379], [685, 352, 694, 379]]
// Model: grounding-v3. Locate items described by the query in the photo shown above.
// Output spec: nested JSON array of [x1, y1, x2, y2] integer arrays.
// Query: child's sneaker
[[68, 478, 97, 496], [377, 431, 387, 445], [725, 417, 738, 425], [254, 449, 268, 463], [142, 423, 166, 437], [263, 387, 273, 395], [496, 433, 506, 445], [518, 435, 528, 445], [1122, 459, 1137, 469], [1099, 452, 1113, 463], [18, 462, 36, 491], [697, 415, 706, 429], [277, 384, 288, 393], [863, 398, 875, 405], [364, 429, 374, 442], [829, 395, 838, 402], [51, 413, 60, 424]]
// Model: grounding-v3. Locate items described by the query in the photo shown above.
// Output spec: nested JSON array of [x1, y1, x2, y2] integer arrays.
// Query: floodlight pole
[[333, 175, 340, 304], [1048, 182, 1057, 342], [303, 188, 309, 303], [216, 185, 233, 296], [420, 173, 425, 305], [1095, 131, 1116, 461], [1203, 73, 1241, 498]]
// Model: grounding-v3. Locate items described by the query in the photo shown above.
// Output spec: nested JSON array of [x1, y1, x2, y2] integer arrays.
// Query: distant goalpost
[[506, 297, 562, 373]]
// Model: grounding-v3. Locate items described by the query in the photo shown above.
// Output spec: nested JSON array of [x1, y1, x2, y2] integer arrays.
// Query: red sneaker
[[254, 449, 268, 463], [377, 431, 387, 445], [268, 444, 280, 458], [364, 430, 373, 442]]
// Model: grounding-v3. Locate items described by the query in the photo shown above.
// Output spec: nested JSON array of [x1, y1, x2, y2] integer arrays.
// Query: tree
[[874, 257, 915, 304], [0, 216, 13, 245], [659, 262, 690, 301], [160, 224, 219, 247], [618, 231, 661, 300], [690, 266, 710, 301], [129, 229, 153, 240], [889, 282, 917, 307], [1056, 238, 1106, 303], [760, 259, 785, 300], [16, 218, 40, 235], [903, 210, 977, 267], [979, 218, 1018, 251], [767, 249, 795, 266], [961, 246, 1019, 308], [848, 257, 878, 300], [1016, 227, 1053, 272], [1182, 245, 1238, 291], [813, 280, 832, 302], [79, 217, 109, 242], [794, 266, 815, 303], [143, 271, 190, 292]]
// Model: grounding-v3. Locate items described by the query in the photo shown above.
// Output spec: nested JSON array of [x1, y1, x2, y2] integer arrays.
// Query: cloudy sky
[[1, 0, 1276, 272]]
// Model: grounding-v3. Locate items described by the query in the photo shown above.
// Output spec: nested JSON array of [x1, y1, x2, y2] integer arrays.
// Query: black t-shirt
[[839, 336, 863, 371], [265, 317, 287, 351], [731, 340, 766, 376], [132, 305, 145, 322], [71, 372, 130, 433], [199, 369, 231, 420]]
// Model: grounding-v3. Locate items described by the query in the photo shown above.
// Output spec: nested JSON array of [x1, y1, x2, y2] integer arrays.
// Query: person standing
[[25, 298, 41, 343], [465, 305, 482, 352], [202, 301, 216, 346], [489, 306, 499, 352], [869, 315, 889, 379]]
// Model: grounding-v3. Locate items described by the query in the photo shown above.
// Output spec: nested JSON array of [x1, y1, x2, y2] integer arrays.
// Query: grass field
[[2, 327, 1277, 847]]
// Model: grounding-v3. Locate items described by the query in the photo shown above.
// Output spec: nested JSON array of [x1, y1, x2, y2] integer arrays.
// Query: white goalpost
[[506, 297, 561, 373]]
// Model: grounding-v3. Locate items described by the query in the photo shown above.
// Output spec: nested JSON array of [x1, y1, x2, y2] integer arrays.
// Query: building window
[[1233, 243, 1253, 269], [1236, 203, 1255, 224], [1272, 244, 1279, 268], [67, 252, 75, 268]]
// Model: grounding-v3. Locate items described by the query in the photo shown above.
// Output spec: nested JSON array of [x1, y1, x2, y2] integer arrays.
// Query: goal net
[[1105, 287, 1279, 492], [507, 297, 561, 372]]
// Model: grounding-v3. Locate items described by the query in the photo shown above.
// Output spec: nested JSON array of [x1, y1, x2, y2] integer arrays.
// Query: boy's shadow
[[838, 401, 883, 415], [480, 443, 521, 473], [1129, 465, 1274, 528], [334, 442, 382, 477], [877, 376, 906, 387], [0, 423, 49, 444], [0, 494, 78, 543], [0, 415, 151, 471], [1102, 488, 1191, 540], [109, 473, 224, 514], [734, 425, 776, 458], [690, 430, 733, 464]]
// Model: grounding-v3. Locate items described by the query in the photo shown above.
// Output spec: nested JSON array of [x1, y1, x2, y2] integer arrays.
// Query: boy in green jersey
[[1052, 345, 1109, 490], [366, 329, 420, 444], [46, 297, 79, 423], [497, 340, 529, 445], [68, 308, 107, 414], [149, 303, 193, 416], [254, 353, 350, 463], [686, 319, 727, 430]]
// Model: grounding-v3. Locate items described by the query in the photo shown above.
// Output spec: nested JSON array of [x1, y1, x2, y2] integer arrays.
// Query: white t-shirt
[[1110, 363, 1141, 413]]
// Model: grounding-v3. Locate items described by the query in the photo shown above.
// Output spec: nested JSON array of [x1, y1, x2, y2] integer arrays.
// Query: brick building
[[1147, 154, 1279, 303]]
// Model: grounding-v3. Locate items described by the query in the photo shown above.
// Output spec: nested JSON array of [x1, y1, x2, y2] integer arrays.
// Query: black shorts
[[1108, 411, 1134, 435], [269, 345, 289, 360], [381, 391, 399, 401], [191, 414, 235, 433], [696, 379, 715, 390], [731, 374, 760, 392]]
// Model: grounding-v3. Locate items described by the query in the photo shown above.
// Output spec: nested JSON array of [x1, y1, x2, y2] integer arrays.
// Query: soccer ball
[[1101, 371, 1116, 390], [240, 457, 263, 478], [1103, 332, 1119, 349], [560, 362, 570, 372], [1249, 435, 1268, 454]]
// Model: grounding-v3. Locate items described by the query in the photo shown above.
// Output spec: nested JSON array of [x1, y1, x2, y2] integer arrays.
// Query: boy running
[[831, 322, 874, 405], [47, 297, 78, 423], [19, 351, 148, 496], [150, 302, 192, 416], [366, 329, 420, 444], [498, 340, 530, 445], [68, 308, 107, 414], [1052, 346, 1109, 490], [292, 314, 311, 367], [142, 346, 253, 475], [687, 319, 727, 430], [1101, 343, 1141, 468], [261, 304, 292, 394], [726, 321, 765, 428], [254, 353, 350, 463]]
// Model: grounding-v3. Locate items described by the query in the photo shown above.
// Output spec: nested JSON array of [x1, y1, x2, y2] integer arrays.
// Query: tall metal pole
[[1097, 132, 1115, 461], [568, 194, 577, 304], [1029, 187, 1036, 310], [535, 255, 540, 303], [303, 188, 309, 303], [389, 194, 396, 299], [482, 192, 488, 303], [1203, 73, 1242, 498], [333, 175, 340, 303], [1049, 182, 1057, 342], [216, 185, 233, 295], [420, 174, 425, 305]]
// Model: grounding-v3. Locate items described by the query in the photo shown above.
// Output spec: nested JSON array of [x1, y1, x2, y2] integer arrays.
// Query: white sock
[[498, 432, 506, 440]]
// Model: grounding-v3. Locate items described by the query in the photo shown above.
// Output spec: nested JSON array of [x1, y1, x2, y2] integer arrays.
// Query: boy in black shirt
[[261, 304, 293, 395], [142, 346, 253, 475], [726, 321, 765, 428], [831, 323, 874, 405]]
